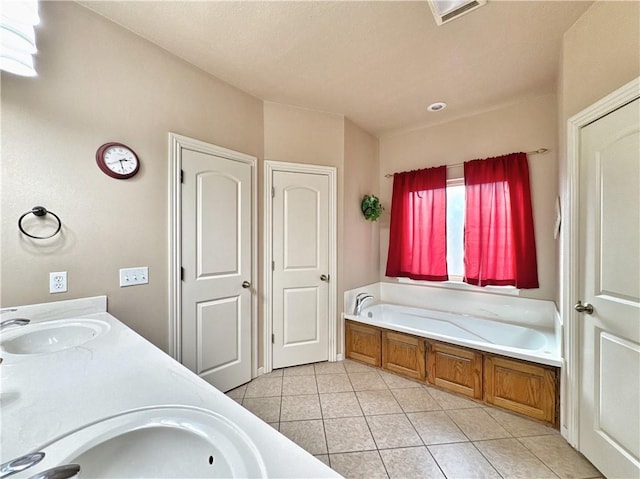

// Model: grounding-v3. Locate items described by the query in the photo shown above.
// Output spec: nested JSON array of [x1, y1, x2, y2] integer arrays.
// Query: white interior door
[[181, 147, 253, 392], [578, 97, 639, 478], [272, 170, 330, 369]]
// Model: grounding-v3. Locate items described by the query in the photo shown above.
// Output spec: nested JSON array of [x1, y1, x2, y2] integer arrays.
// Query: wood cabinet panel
[[427, 341, 483, 399], [484, 355, 558, 425], [345, 320, 381, 367], [344, 321, 559, 427], [382, 331, 426, 381]]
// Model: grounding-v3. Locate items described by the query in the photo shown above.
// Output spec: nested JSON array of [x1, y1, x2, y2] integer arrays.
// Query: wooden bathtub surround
[[427, 341, 483, 400], [484, 355, 558, 424], [345, 319, 560, 427], [344, 321, 381, 366], [382, 331, 426, 381]]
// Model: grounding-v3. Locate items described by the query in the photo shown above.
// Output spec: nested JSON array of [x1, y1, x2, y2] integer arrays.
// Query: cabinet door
[[484, 355, 558, 426], [382, 331, 426, 381], [345, 320, 381, 367], [427, 341, 482, 399]]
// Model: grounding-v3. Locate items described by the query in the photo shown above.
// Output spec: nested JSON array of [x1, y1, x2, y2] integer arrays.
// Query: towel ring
[[18, 206, 62, 239]]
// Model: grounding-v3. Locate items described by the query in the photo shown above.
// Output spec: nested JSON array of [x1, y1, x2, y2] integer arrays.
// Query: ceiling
[[79, 1, 592, 136]]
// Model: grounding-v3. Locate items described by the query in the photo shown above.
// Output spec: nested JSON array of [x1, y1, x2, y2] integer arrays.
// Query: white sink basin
[[29, 406, 266, 478], [0, 319, 109, 354]]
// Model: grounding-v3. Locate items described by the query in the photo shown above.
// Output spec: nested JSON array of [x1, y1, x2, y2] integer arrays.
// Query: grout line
[[404, 409, 427, 447], [514, 436, 568, 478], [440, 409, 472, 442], [315, 370, 332, 462], [468, 440, 507, 479], [375, 448, 391, 479], [424, 445, 448, 479]]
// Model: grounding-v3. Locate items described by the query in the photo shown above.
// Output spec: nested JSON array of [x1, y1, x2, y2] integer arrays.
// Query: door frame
[[168, 132, 258, 379], [263, 160, 338, 374], [563, 77, 639, 446]]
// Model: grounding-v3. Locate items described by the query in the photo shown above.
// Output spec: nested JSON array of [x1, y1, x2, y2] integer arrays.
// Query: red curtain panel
[[385, 165, 448, 281], [463, 152, 539, 288]]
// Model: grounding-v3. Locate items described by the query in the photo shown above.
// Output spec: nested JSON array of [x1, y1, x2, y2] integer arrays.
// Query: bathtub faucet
[[353, 293, 375, 315]]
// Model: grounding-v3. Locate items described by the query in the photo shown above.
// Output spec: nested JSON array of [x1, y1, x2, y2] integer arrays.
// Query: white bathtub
[[344, 303, 561, 367]]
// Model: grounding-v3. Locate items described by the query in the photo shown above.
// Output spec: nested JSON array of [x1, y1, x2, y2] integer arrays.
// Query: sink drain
[[208, 455, 214, 466]]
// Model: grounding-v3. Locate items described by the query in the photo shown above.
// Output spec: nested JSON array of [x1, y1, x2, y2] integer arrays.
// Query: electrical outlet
[[119, 267, 149, 287], [49, 271, 67, 293]]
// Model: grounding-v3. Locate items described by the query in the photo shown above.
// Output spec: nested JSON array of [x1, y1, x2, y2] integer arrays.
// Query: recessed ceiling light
[[427, 102, 447, 112]]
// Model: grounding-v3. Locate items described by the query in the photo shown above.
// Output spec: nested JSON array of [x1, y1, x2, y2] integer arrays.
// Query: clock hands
[[106, 158, 131, 173]]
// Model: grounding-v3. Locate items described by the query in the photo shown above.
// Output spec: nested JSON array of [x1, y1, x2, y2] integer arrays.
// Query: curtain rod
[[384, 148, 549, 178]]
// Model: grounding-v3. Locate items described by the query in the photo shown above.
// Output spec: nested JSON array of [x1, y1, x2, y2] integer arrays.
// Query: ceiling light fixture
[[427, 0, 487, 26], [427, 102, 447, 112], [0, 0, 40, 77]]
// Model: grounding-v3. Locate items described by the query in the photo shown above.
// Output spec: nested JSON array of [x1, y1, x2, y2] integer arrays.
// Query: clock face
[[96, 142, 140, 179]]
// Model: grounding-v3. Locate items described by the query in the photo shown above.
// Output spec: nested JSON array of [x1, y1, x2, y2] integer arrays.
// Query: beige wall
[[0, 2, 264, 350], [557, 0, 639, 304], [263, 105, 381, 355], [378, 93, 559, 301], [558, 0, 640, 221], [556, 0, 639, 433], [343, 118, 380, 291], [560, 1, 640, 122], [6, 1, 632, 367], [263, 102, 346, 353]]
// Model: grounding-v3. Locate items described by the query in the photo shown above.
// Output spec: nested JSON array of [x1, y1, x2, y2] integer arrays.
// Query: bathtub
[[344, 303, 561, 367]]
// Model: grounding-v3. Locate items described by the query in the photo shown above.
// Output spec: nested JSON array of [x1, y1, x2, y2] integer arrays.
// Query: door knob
[[242, 281, 251, 289], [320, 274, 329, 282], [574, 300, 594, 314]]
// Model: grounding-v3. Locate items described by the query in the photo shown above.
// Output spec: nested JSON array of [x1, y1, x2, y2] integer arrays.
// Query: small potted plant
[[361, 194, 384, 221]]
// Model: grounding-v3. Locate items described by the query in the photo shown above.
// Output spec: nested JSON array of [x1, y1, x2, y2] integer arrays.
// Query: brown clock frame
[[96, 142, 140, 179]]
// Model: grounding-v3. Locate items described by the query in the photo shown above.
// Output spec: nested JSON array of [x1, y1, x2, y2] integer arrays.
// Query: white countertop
[[0, 297, 339, 478]]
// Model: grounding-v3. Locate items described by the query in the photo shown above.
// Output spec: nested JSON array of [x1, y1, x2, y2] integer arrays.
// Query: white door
[[181, 148, 253, 392], [272, 170, 330, 369], [578, 97, 639, 478]]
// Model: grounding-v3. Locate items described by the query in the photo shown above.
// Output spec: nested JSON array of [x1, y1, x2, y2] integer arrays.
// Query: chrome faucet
[[0, 452, 45, 478], [0, 318, 30, 331], [353, 293, 374, 315], [27, 464, 81, 479]]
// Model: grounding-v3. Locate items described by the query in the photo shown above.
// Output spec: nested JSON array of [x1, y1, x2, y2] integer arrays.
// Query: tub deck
[[344, 303, 561, 367]]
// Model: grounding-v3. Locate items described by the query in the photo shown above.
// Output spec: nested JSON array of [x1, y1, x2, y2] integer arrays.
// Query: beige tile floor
[[227, 360, 602, 479]]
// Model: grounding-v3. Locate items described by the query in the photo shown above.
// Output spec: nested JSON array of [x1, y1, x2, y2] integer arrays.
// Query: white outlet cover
[[49, 271, 68, 293]]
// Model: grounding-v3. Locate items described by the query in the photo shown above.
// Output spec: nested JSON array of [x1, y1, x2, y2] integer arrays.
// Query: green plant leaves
[[361, 194, 384, 221]]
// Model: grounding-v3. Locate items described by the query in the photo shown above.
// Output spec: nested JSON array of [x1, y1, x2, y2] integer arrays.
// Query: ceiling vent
[[427, 0, 487, 25]]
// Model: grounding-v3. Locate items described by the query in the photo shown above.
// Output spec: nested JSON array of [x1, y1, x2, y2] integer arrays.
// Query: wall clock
[[96, 142, 140, 179]]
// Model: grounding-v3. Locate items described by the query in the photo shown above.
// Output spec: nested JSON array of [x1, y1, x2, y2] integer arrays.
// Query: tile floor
[[227, 360, 602, 479]]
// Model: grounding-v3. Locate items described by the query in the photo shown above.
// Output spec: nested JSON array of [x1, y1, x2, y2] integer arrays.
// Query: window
[[386, 152, 539, 290], [445, 179, 465, 280]]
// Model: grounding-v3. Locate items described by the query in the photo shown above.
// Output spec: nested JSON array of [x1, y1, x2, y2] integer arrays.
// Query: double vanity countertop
[[0, 296, 339, 478]]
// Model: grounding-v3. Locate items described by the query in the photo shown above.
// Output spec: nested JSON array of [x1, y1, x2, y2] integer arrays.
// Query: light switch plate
[[119, 267, 149, 287]]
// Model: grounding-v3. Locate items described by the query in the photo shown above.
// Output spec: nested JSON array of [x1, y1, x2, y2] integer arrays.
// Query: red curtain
[[463, 152, 539, 288], [386, 166, 448, 281]]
